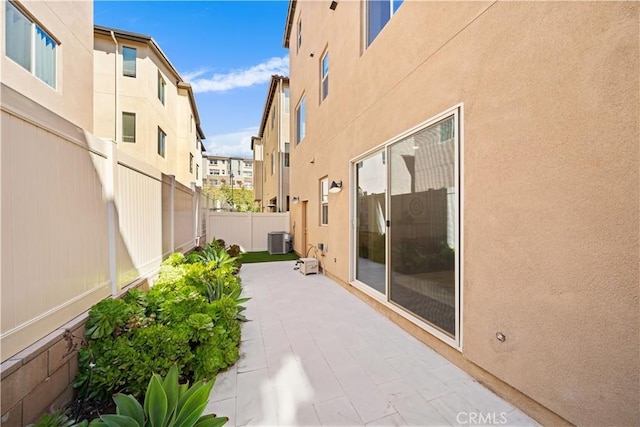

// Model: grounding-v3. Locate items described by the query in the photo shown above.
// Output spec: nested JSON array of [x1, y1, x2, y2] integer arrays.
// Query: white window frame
[[296, 95, 306, 145], [123, 46, 136, 77], [365, 0, 404, 48], [122, 112, 136, 143], [321, 50, 329, 101], [158, 71, 166, 105], [157, 127, 166, 157], [5, 1, 58, 88], [320, 177, 329, 226]]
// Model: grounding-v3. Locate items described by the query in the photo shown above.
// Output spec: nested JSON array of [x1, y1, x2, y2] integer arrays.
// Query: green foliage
[[204, 185, 258, 213], [74, 246, 248, 408], [86, 365, 227, 427], [84, 299, 133, 340], [27, 410, 74, 427]]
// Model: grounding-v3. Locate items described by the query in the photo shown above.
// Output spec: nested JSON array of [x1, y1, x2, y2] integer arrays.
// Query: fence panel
[[174, 182, 195, 253], [1, 109, 111, 361], [116, 152, 163, 288], [207, 212, 290, 252]]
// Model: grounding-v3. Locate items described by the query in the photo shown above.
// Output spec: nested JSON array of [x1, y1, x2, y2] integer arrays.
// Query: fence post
[[106, 140, 119, 296], [169, 175, 175, 253]]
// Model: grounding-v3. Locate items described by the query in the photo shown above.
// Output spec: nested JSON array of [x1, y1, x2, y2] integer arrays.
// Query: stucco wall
[[0, 0, 94, 131], [93, 33, 200, 187], [287, 1, 639, 425]]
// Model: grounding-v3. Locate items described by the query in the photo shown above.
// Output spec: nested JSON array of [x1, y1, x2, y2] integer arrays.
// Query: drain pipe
[[107, 31, 119, 296], [110, 31, 119, 142]]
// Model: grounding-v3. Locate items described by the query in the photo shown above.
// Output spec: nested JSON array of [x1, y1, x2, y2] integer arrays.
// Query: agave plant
[[78, 365, 227, 427]]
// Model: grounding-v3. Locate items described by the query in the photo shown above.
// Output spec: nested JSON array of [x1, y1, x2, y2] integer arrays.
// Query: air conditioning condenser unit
[[268, 231, 291, 255]]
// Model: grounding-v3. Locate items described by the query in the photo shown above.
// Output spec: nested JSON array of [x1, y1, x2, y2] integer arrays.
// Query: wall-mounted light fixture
[[329, 180, 343, 193], [329, 1, 338, 10], [292, 196, 300, 204]]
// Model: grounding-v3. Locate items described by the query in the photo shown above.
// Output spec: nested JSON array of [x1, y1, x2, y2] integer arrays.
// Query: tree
[[203, 184, 258, 212]]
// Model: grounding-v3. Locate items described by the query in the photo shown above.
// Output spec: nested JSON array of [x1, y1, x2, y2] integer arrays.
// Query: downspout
[[110, 31, 118, 142], [108, 31, 119, 296]]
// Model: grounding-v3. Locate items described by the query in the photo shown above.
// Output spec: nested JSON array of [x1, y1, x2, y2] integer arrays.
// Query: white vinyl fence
[[207, 212, 290, 252], [1, 88, 205, 362]]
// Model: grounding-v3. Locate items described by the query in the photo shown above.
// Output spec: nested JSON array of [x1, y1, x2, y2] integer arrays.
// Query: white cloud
[[184, 56, 289, 93], [204, 126, 257, 158]]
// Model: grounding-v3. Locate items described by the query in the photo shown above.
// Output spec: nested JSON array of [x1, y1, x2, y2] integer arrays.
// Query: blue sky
[[94, 1, 290, 158]]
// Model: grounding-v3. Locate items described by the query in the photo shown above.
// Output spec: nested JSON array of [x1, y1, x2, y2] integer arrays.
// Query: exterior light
[[329, 1, 338, 10], [292, 196, 300, 204], [329, 180, 342, 193]]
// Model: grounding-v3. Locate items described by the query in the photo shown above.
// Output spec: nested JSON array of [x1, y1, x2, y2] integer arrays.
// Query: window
[[158, 72, 166, 104], [211, 159, 218, 165], [196, 164, 199, 180], [296, 17, 302, 53], [366, 0, 404, 47], [244, 162, 252, 168], [123, 46, 136, 77], [296, 95, 306, 144], [5, 1, 57, 88], [284, 142, 290, 167], [213, 179, 218, 185], [213, 170, 220, 175], [157, 127, 166, 157], [122, 112, 136, 143], [321, 51, 329, 101], [190, 115, 193, 133], [320, 178, 329, 226], [189, 153, 194, 173], [284, 88, 290, 112], [271, 151, 275, 175]]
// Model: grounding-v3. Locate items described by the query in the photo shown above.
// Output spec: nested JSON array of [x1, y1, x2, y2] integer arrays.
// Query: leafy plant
[[84, 299, 133, 340], [82, 365, 227, 427], [74, 246, 248, 405], [27, 410, 74, 427]]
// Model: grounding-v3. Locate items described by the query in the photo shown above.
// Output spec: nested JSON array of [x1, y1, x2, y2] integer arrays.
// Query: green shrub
[[81, 365, 227, 427], [74, 247, 248, 405]]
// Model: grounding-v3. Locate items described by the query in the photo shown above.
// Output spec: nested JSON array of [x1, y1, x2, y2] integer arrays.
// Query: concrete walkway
[[205, 262, 538, 426]]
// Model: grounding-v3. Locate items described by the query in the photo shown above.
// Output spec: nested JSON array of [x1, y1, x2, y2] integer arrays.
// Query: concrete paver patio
[[205, 262, 538, 426]]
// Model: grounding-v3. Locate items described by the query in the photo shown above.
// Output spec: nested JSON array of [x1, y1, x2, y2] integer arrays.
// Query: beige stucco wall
[[287, 1, 639, 425], [0, 0, 94, 131], [260, 79, 290, 212], [94, 33, 200, 187]]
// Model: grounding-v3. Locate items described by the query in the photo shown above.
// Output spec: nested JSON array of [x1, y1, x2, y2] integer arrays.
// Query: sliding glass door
[[388, 116, 457, 337], [355, 152, 387, 295], [352, 110, 459, 343]]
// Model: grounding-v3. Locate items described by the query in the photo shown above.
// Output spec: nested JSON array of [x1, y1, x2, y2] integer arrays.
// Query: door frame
[[349, 104, 464, 350]]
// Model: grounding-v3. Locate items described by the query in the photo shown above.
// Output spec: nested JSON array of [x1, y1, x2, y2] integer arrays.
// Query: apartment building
[[94, 25, 205, 187], [204, 155, 254, 190], [252, 75, 291, 212], [283, 1, 639, 426]]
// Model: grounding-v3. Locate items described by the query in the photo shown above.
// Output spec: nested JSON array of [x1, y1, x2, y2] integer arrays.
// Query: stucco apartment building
[[284, 1, 639, 426], [252, 75, 291, 212], [94, 25, 205, 188], [204, 154, 254, 190]]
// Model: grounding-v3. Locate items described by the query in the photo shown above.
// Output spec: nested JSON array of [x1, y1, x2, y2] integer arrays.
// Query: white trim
[[349, 104, 464, 351]]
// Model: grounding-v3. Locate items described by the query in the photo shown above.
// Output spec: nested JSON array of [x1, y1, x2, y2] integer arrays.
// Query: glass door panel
[[355, 152, 387, 295], [389, 116, 457, 337]]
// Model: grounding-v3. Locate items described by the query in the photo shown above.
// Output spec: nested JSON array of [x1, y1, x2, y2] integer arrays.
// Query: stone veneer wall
[[1, 313, 87, 426], [0, 279, 149, 426]]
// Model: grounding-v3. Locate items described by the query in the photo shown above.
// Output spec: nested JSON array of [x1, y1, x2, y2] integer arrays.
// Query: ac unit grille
[[268, 231, 290, 255]]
